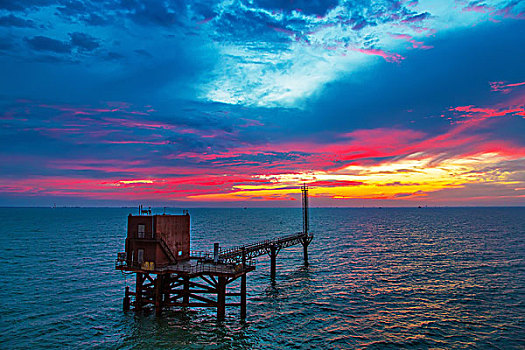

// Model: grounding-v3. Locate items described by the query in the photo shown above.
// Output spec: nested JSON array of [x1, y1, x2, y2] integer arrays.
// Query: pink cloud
[[0, 174, 277, 201], [238, 118, 264, 128], [490, 81, 525, 94], [4, 94, 525, 205], [353, 48, 405, 63], [308, 180, 364, 187], [389, 33, 434, 50], [104, 140, 171, 145], [450, 104, 525, 123], [458, 2, 525, 21], [462, 3, 493, 13], [3, 116, 524, 203], [38, 102, 152, 117], [389, 33, 412, 40], [494, 4, 525, 19]]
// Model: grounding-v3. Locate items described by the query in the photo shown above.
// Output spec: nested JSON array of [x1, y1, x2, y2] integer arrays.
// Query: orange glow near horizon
[[2, 96, 525, 206], [187, 152, 525, 204]]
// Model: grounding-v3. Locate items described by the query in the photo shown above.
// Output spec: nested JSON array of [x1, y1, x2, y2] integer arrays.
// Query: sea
[[0, 207, 524, 349]]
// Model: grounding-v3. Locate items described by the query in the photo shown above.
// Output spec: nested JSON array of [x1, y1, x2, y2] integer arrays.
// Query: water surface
[[0, 207, 523, 349]]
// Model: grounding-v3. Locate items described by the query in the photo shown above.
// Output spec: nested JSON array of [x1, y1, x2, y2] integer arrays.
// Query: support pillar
[[217, 276, 226, 319], [240, 274, 247, 319], [155, 274, 164, 316], [270, 245, 277, 281], [135, 273, 144, 311], [163, 275, 171, 306], [123, 286, 130, 311], [183, 276, 190, 305], [240, 247, 247, 319], [302, 238, 309, 266]]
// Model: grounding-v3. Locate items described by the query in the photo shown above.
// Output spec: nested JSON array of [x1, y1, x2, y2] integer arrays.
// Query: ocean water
[[0, 207, 524, 349]]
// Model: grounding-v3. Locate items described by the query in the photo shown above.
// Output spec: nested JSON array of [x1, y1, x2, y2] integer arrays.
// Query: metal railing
[[190, 251, 213, 259], [115, 255, 256, 275], [219, 232, 313, 261]]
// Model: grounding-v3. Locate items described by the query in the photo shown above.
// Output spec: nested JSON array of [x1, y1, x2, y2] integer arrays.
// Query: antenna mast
[[301, 184, 309, 234]]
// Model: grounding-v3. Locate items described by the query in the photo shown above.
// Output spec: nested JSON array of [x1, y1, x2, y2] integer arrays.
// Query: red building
[[125, 213, 190, 269]]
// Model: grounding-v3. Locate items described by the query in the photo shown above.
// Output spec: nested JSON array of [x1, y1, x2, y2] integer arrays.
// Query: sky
[[0, 0, 524, 207]]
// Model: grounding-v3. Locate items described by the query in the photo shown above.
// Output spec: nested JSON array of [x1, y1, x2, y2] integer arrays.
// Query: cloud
[[307, 180, 364, 187], [0, 14, 35, 28], [199, 0, 521, 107], [1, 93, 524, 205], [253, 0, 338, 16], [382, 182, 421, 186], [56, 0, 89, 17], [126, 0, 183, 27], [2, 0, 523, 109], [24, 35, 71, 53], [421, 182, 525, 205], [55, 1, 112, 26], [490, 81, 525, 94], [200, 0, 425, 106], [352, 48, 404, 63], [462, 3, 493, 13], [69, 32, 99, 51], [1, 0, 525, 206], [458, 0, 525, 20], [83, 13, 111, 26], [393, 190, 425, 198], [0, 0, 55, 12], [449, 103, 525, 123], [389, 33, 433, 50], [104, 52, 125, 60], [401, 12, 431, 23]]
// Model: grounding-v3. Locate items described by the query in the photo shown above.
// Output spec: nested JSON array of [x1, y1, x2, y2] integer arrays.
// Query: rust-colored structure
[[125, 213, 190, 268], [116, 186, 313, 319]]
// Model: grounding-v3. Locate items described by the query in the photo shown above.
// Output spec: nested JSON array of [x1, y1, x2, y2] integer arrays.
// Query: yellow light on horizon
[[117, 179, 154, 185], [215, 153, 524, 201]]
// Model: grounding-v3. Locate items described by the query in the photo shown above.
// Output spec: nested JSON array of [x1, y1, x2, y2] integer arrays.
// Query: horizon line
[[1, 205, 524, 209]]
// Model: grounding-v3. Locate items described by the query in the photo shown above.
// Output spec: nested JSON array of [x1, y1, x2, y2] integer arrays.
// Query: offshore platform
[[115, 185, 313, 319]]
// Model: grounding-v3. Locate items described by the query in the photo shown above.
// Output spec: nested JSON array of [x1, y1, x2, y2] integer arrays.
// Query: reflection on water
[[0, 207, 524, 349]]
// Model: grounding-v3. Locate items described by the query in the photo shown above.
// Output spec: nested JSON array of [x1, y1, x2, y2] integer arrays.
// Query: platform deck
[[116, 257, 255, 278]]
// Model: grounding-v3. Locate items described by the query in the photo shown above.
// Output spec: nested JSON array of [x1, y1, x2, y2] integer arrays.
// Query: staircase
[[158, 236, 177, 263]]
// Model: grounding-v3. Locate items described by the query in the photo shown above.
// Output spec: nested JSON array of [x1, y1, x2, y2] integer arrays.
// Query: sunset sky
[[1, 0, 524, 207]]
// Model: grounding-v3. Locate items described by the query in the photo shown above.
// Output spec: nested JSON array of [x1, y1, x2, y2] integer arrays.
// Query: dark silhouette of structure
[[115, 185, 313, 319]]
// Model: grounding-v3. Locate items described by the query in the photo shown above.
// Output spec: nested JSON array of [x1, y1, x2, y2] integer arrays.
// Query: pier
[[115, 185, 313, 319]]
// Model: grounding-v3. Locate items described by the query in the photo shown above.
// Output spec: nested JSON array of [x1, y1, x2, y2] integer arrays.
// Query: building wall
[[127, 215, 153, 239], [126, 215, 158, 265], [125, 213, 191, 267], [127, 240, 157, 265], [155, 214, 190, 260]]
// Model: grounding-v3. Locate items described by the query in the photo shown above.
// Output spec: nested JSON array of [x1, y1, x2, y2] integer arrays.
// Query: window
[[138, 224, 145, 238], [137, 249, 144, 263]]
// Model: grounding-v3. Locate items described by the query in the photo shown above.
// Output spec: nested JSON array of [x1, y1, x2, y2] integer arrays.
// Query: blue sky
[[1, 0, 524, 206]]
